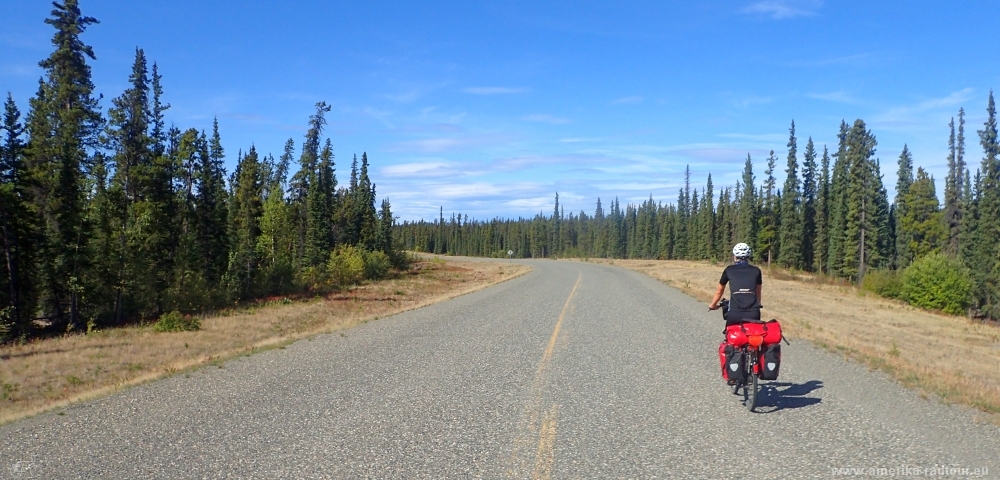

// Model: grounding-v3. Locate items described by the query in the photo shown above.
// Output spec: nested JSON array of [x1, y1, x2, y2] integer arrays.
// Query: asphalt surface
[[1, 259, 997, 479]]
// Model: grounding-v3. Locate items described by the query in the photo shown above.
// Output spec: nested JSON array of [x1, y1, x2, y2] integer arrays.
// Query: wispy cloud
[[717, 133, 787, 142], [462, 87, 529, 95], [380, 89, 422, 103], [0, 64, 36, 77], [874, 88, 976, 130], [381, 153, 610, 180], [382, 161, 466, 179], [559, 137, 606, 143], [738, 95, 774, 107], [806, 90, 858, 104], [387, 138, 465, 153], [521, 114, 571, 124], [743, 0, 822, 19], [672, 147, 771, 163], [610, 96, 644, 105], [790, 52, 875, 68], [385, 132, 514, 154]]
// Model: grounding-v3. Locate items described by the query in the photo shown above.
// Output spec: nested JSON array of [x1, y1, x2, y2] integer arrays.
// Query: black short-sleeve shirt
[[720, 262, 762, 324]]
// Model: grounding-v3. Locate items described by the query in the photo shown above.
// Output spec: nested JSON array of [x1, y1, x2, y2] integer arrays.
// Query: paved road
[[1, 260, 997, 479]]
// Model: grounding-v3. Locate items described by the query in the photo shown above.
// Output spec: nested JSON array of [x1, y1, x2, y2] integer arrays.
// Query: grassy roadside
[[589, 258, 1000, 423], [0, 258, 530, 426]]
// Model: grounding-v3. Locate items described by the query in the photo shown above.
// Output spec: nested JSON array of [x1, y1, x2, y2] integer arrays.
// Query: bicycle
[[730, 319, 767, 411], [713, 299, 787, 412]]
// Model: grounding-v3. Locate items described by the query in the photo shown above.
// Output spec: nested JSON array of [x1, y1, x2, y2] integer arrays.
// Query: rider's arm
[[755, 284, 762, 306], [709, 283, 725, 310]]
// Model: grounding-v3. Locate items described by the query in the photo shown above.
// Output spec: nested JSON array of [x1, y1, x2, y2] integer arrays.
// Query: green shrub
[[862, 269, 903, 299], [363, 250, 391, 280], [389, 250, 414, 270], [153, 310, 200, 332], [328, 246, 365, 287], [901, 252, 972, 315]]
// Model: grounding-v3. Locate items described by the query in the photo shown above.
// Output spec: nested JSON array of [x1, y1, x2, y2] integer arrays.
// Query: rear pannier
[[724, 344, 746, 383], [760, 344, 781, 380]]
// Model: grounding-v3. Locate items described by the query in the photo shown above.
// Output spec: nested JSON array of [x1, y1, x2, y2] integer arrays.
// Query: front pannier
[[760, 344, 781, 380]]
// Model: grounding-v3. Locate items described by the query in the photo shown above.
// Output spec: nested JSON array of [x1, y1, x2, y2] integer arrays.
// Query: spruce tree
[[0, 94, 35, 338], [357, 152, 377, 250], [944, 117, 960, 256], [894, 145, 915, 267], [842, 119, 879, 282], [225, 147, 265, 299], [801, 137, 817, 270], [26, 0, 104, 329], [758, 150, 779, 266], [300, 102, 330, 265], [972, 91, 1000, 317], [828, 121, 850, 276], [778, 121, 802, 269], [737, 154, 758, 254], [898, 168, 944, 261], [813, 145, 830, 273], [376, 198, 395, 255], [197, 122, 229, 285]]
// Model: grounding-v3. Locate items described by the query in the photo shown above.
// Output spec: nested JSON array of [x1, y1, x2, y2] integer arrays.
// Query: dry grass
[[0, 258, 529, 425], [600, 259, 1000, 421]]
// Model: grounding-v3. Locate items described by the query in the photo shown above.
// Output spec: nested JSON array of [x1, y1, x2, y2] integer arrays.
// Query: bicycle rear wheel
[[747, 373, 759, 412]]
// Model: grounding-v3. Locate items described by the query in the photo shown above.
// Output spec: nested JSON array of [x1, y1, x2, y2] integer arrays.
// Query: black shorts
[[724, 308, 761, 326]]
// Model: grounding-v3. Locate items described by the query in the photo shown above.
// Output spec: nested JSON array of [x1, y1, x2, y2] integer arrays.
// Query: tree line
[[396, 100, 1000, 319], [0, 1, 398, 341]]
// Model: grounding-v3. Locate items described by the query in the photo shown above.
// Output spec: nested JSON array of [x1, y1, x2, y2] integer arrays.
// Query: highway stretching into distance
[[1, 259, 997, 479]]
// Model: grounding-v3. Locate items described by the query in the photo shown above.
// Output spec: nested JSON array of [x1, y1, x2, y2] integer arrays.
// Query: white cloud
[[738, 95, 774, 107], [462, 87, 529, 95], [791, 52, 875, 68], [743, 0, 822, 19], [381, 161, 463, 178], [807, 90, 858, 103], [1, 64, 36, 76], [504, 196, 557, 209], [610, 96, 644, 105], [380, 89, 422, 103], [388, 138, 464, 153], [717, 133, 787, 143], [521, 114, 571, 124], [874, 88, 976, 130]]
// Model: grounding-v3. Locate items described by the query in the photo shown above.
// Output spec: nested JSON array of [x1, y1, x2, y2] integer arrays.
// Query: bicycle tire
[[747, 372, 759, 412]]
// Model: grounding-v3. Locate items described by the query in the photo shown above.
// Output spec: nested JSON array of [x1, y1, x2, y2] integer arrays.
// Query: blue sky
[[2, 0, 998, 221]]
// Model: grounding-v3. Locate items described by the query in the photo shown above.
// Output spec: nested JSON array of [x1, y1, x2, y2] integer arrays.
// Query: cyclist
[[708, 243, 762, 325]]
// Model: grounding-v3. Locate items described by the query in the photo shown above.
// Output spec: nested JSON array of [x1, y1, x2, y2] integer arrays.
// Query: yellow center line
[[537, 272, 582, 376], [532, 404, 559, 480], [509, 271, 582, 479]]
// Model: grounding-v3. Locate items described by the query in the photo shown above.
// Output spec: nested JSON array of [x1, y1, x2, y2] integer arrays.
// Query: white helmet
[[732, 243, 752, 258]]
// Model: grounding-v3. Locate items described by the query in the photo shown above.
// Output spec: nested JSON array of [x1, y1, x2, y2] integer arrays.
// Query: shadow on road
[[754, 380, 824, 413]]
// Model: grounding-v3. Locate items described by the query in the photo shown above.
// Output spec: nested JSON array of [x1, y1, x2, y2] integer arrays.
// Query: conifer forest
[[3, 1, 1000, 344], [397, 111, 1000, 320], [0, 1, 399, 340]]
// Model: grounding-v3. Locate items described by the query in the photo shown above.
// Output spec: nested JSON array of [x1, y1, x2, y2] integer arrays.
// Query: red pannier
[[726, 320, 783, 346], [763, 319, 782, 345], [718, 342, 745, 382], [725, 325, 748, 346]]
